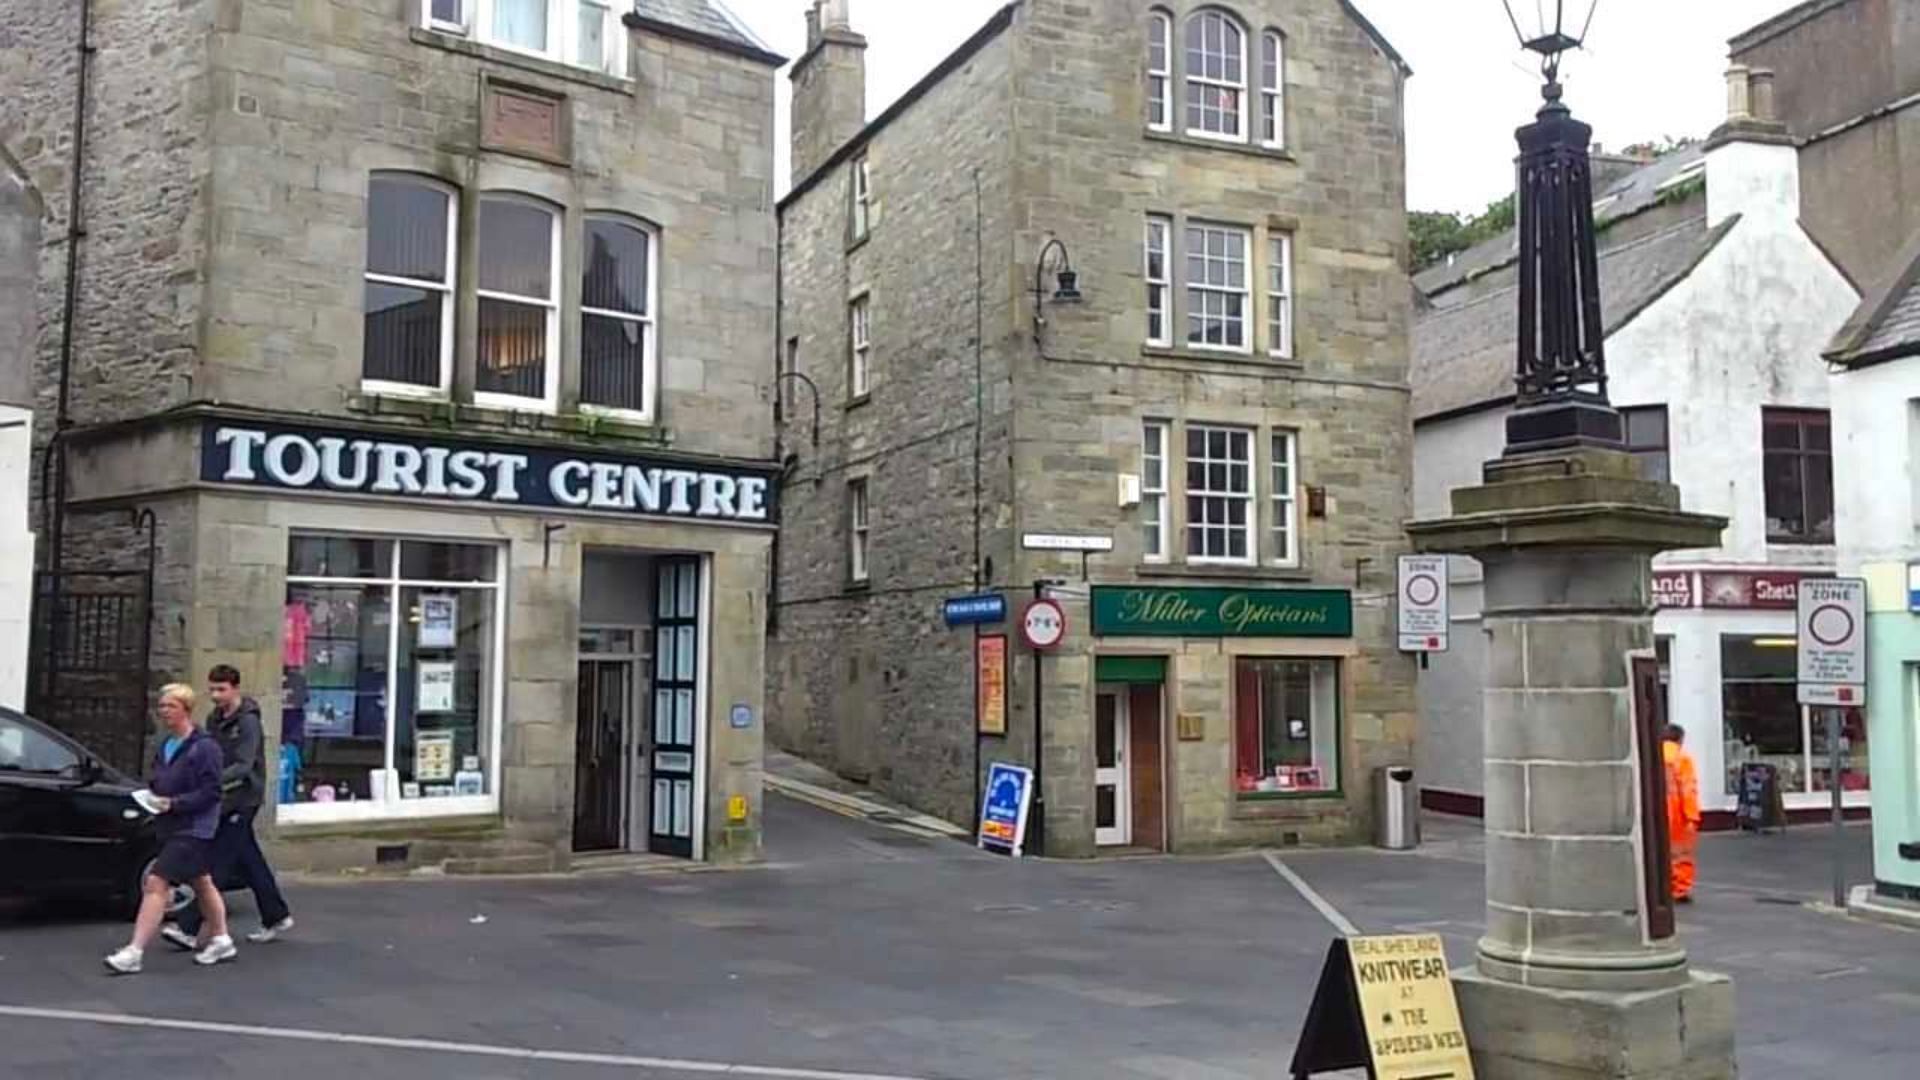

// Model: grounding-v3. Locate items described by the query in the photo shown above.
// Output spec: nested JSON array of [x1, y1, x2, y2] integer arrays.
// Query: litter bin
[[1374, 766, 1419, 850]]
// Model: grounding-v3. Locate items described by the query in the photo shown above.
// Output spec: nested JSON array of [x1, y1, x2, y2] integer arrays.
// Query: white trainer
[[193, 935, 237, 966], [103, 946, 143, 974], [159, 923, 197, 952], [247, 916, 294, 944]]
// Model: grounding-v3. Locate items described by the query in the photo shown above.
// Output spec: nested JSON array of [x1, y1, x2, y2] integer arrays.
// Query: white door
[[1094, 686, 1132, 846]]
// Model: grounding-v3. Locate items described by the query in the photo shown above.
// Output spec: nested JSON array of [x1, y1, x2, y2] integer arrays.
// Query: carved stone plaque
[[480, 75, 570, 165]]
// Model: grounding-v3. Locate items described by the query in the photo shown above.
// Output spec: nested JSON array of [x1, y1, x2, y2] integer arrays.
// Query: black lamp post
[[1031, 235, 1082, 344], [1500, 1, 1622, 456]]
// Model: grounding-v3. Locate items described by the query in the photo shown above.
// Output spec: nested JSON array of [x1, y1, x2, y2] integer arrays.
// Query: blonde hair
[[159, 683, 197, 713]]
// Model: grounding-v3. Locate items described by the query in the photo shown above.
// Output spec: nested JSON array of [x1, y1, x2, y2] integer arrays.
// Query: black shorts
[[151, 836, 213, 885]]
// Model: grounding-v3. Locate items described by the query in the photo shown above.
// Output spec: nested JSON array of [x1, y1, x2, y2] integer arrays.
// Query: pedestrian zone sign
[[1290, 934, 1474, 1080], [1397, 555, 1449, 653], [1797, 577, 1867, 706]]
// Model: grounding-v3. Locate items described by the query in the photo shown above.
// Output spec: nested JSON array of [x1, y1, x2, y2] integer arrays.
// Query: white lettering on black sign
[[204, 422, 774, 525]]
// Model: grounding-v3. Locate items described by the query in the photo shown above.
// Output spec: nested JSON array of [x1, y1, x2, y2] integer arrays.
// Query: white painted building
[[0, 152, 37, 711], [1825, 233, 1920, 901], [1412, 70, 1862, 822]]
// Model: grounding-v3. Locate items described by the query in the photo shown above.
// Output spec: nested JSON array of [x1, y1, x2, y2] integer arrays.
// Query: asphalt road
[[0, 796, 1913, 1080]]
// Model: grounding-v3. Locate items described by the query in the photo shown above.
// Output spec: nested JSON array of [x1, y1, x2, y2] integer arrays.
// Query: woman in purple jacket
[[105, 684, 235, 973]]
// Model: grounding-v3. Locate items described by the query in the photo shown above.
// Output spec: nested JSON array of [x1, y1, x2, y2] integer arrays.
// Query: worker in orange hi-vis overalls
[[1663, 723, 1702, 904]]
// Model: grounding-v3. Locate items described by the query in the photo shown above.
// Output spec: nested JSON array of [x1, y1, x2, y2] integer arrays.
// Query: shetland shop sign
[[200, 422, 776, 524]]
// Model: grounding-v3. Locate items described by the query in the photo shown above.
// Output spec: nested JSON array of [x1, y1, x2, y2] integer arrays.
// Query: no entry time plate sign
[[1397, 555, 1449, 653], [1798, 577, 1867, 706]]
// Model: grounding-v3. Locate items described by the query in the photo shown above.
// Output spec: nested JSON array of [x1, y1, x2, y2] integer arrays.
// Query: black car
[[0, 706, 191, 916]]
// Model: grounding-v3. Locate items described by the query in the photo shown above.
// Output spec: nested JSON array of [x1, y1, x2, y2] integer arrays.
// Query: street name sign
[[943, 593, 1007, 626], [1797, 577, 1867, 706], [1021, 533, 1114, 552], [1290, 934, 1474, 1080], [1397, 555, 1449, 653]]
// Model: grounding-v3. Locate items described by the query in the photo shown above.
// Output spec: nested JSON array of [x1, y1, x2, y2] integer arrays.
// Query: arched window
[[475, 193, 561, 411], [1184, 10, 1247, 140], [1260, 30, 1285, 148], [580, 215, 659, 419], [1146, 11, 1173, 132], [362, 173, 457, 395]]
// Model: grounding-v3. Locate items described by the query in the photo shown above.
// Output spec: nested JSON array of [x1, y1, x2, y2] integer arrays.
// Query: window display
[[281, 535, 503, 821], [1721, 635, 1805, 794], [1234, 657, 1339, 795]]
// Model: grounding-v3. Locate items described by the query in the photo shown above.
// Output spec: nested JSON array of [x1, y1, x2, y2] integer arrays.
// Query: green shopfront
[[1053, 584, 1377, 856]]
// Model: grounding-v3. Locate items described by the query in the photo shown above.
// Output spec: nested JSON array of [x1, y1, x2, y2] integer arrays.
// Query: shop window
[[1720, 635, 1803, 794], [1623, 405, 1669, 482], [280, 535, 504, 824], [1186, 424, 1254, 563], [362, 174, 455, 396], [579, 215, 657, 420], [476, 194, 560, 412], [1234, 657, 1339, 795], [1810, 706, 1870, 794], [1762, 408, 1833, 543]]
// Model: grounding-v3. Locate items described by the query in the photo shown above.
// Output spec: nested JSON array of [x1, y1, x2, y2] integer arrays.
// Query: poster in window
[[977, 635, 1008, 735], [303, 688, 356, 737], [419, 594, 459, 648], [415, 731, 455, 783], [417, 660, 457, 714]]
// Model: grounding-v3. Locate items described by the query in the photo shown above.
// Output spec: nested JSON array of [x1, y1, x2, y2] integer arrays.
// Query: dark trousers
[[177, 805, 290, 932]]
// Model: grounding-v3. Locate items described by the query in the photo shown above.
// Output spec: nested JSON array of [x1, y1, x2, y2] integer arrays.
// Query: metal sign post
[[1797, 577, 1867, 911]]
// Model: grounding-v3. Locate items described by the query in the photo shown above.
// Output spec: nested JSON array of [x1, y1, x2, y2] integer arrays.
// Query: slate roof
[[1825, 229, 1920, 368], [1411, 213, 1740, 421], [1414, 144, 1709, 299], [631, 0, 782, 63]]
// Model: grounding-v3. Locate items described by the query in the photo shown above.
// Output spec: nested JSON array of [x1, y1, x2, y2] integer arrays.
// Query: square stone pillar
[[1409, 448, 1736, 1079]]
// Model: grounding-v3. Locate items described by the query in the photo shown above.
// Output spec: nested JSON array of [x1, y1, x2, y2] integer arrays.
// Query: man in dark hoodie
[[162, 664, 293, 950]]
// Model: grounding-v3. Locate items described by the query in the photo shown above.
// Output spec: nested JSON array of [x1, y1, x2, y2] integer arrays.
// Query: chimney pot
[[1750, 69, 1778, 123], [1724, 64, 1753, 122]]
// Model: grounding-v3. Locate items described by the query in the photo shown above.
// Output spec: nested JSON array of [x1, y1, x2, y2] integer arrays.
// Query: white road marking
[[1262, 852, 1361, 937], [0, 1005, 935, 1080]]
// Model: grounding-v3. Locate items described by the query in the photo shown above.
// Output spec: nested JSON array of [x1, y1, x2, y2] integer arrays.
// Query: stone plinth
[[1410, 447, 1734, 1077], [1454, 966, 1736, 1080]]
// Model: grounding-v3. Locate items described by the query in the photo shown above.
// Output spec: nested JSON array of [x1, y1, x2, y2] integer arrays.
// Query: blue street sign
[[978, 762, 1033, 857], [944, 593, 1008, 626]]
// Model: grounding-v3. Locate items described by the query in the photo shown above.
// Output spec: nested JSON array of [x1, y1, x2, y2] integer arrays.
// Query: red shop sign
[[1699, 571, 1824, 610], [1652, 571, 1694, 609]]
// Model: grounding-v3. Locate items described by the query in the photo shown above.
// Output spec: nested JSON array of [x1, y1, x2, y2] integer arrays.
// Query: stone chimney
[[1704, 64, 1797, 228], [790, 0, 867, 182]]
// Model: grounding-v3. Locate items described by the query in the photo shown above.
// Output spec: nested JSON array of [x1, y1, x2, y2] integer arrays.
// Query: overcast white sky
[[719, 0, 1796, 215]]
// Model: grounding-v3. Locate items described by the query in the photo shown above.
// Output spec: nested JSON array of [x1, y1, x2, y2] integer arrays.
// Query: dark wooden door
[[573, 659, 629, 853], [1633, 655, 1676, 941]]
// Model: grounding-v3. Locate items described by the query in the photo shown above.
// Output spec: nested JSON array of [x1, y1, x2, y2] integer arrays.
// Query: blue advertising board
[[944, 593, 1008, 627], [977, 762, 1033, 857]]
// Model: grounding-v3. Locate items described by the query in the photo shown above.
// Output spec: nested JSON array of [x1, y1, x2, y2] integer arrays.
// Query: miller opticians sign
[[200, 421, 777, 525]]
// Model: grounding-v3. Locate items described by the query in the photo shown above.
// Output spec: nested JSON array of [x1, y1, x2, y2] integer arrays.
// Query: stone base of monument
[[1453, 966, 1736, 1079]]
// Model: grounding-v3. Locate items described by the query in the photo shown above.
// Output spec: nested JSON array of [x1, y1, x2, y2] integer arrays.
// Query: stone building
[[769, 0, 1415, 856], [1412, 66, 1860, 825], [0, 150, 36, 710], [0, 0, 784, 871]]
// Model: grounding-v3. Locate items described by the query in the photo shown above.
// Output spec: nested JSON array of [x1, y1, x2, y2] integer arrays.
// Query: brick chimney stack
[[791, 0, 867, 182]]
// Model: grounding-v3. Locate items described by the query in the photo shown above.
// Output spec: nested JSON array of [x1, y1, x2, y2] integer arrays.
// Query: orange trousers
[[1671, 828, 1698, 900]]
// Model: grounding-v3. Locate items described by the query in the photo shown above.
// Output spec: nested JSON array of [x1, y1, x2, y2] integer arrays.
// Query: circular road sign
[[1020, 598, 1067, 650], [1808, 603, 1856, 648], [1405, 572, 1442, 607]]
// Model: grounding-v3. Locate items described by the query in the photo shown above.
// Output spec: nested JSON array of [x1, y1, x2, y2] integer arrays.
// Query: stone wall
[[0, 151, 38, 709], [769, 24, 1017, 826]]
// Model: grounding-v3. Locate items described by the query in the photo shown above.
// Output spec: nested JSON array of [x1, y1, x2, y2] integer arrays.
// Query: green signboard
[[1091, 586, 1353, 638]]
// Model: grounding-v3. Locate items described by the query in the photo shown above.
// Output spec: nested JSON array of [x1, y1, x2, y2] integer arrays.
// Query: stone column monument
[[1410, 450, 1733, 1079], [1408, 13, 1738, 1075]]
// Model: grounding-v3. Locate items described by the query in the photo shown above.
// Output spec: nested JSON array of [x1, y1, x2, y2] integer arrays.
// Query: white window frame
[[362, 174, 457, 400], [1145, 216, 1172, 347], [849, 294, 872, 399], [1270, 430, 1299, 567], [1260, 30, 1286, 149], [1146, 11, 1173, 132], [1185, 222, 1252, 354], [851, 154, 872, 241], [577, 214, 661, 425], [474, 193, 561, 414], [421, 0, 628, 77], [1185, 424, 1256, 565], [849, 479, 871, 583], [1267, 231, 1294, 360], [1183, 10, 1249, 143], [1142, 420, 1170, 562], [277, 535, 508, 827]]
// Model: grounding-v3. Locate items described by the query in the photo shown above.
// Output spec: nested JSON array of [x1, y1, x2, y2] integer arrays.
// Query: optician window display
[[280, 535, 503, 822], [1234, 657, 1340, 795]]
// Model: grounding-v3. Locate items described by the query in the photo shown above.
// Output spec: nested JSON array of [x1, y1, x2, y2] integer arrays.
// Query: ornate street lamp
[[1031, 235, 1082, 344], [1500, 1, 1621, 455]]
